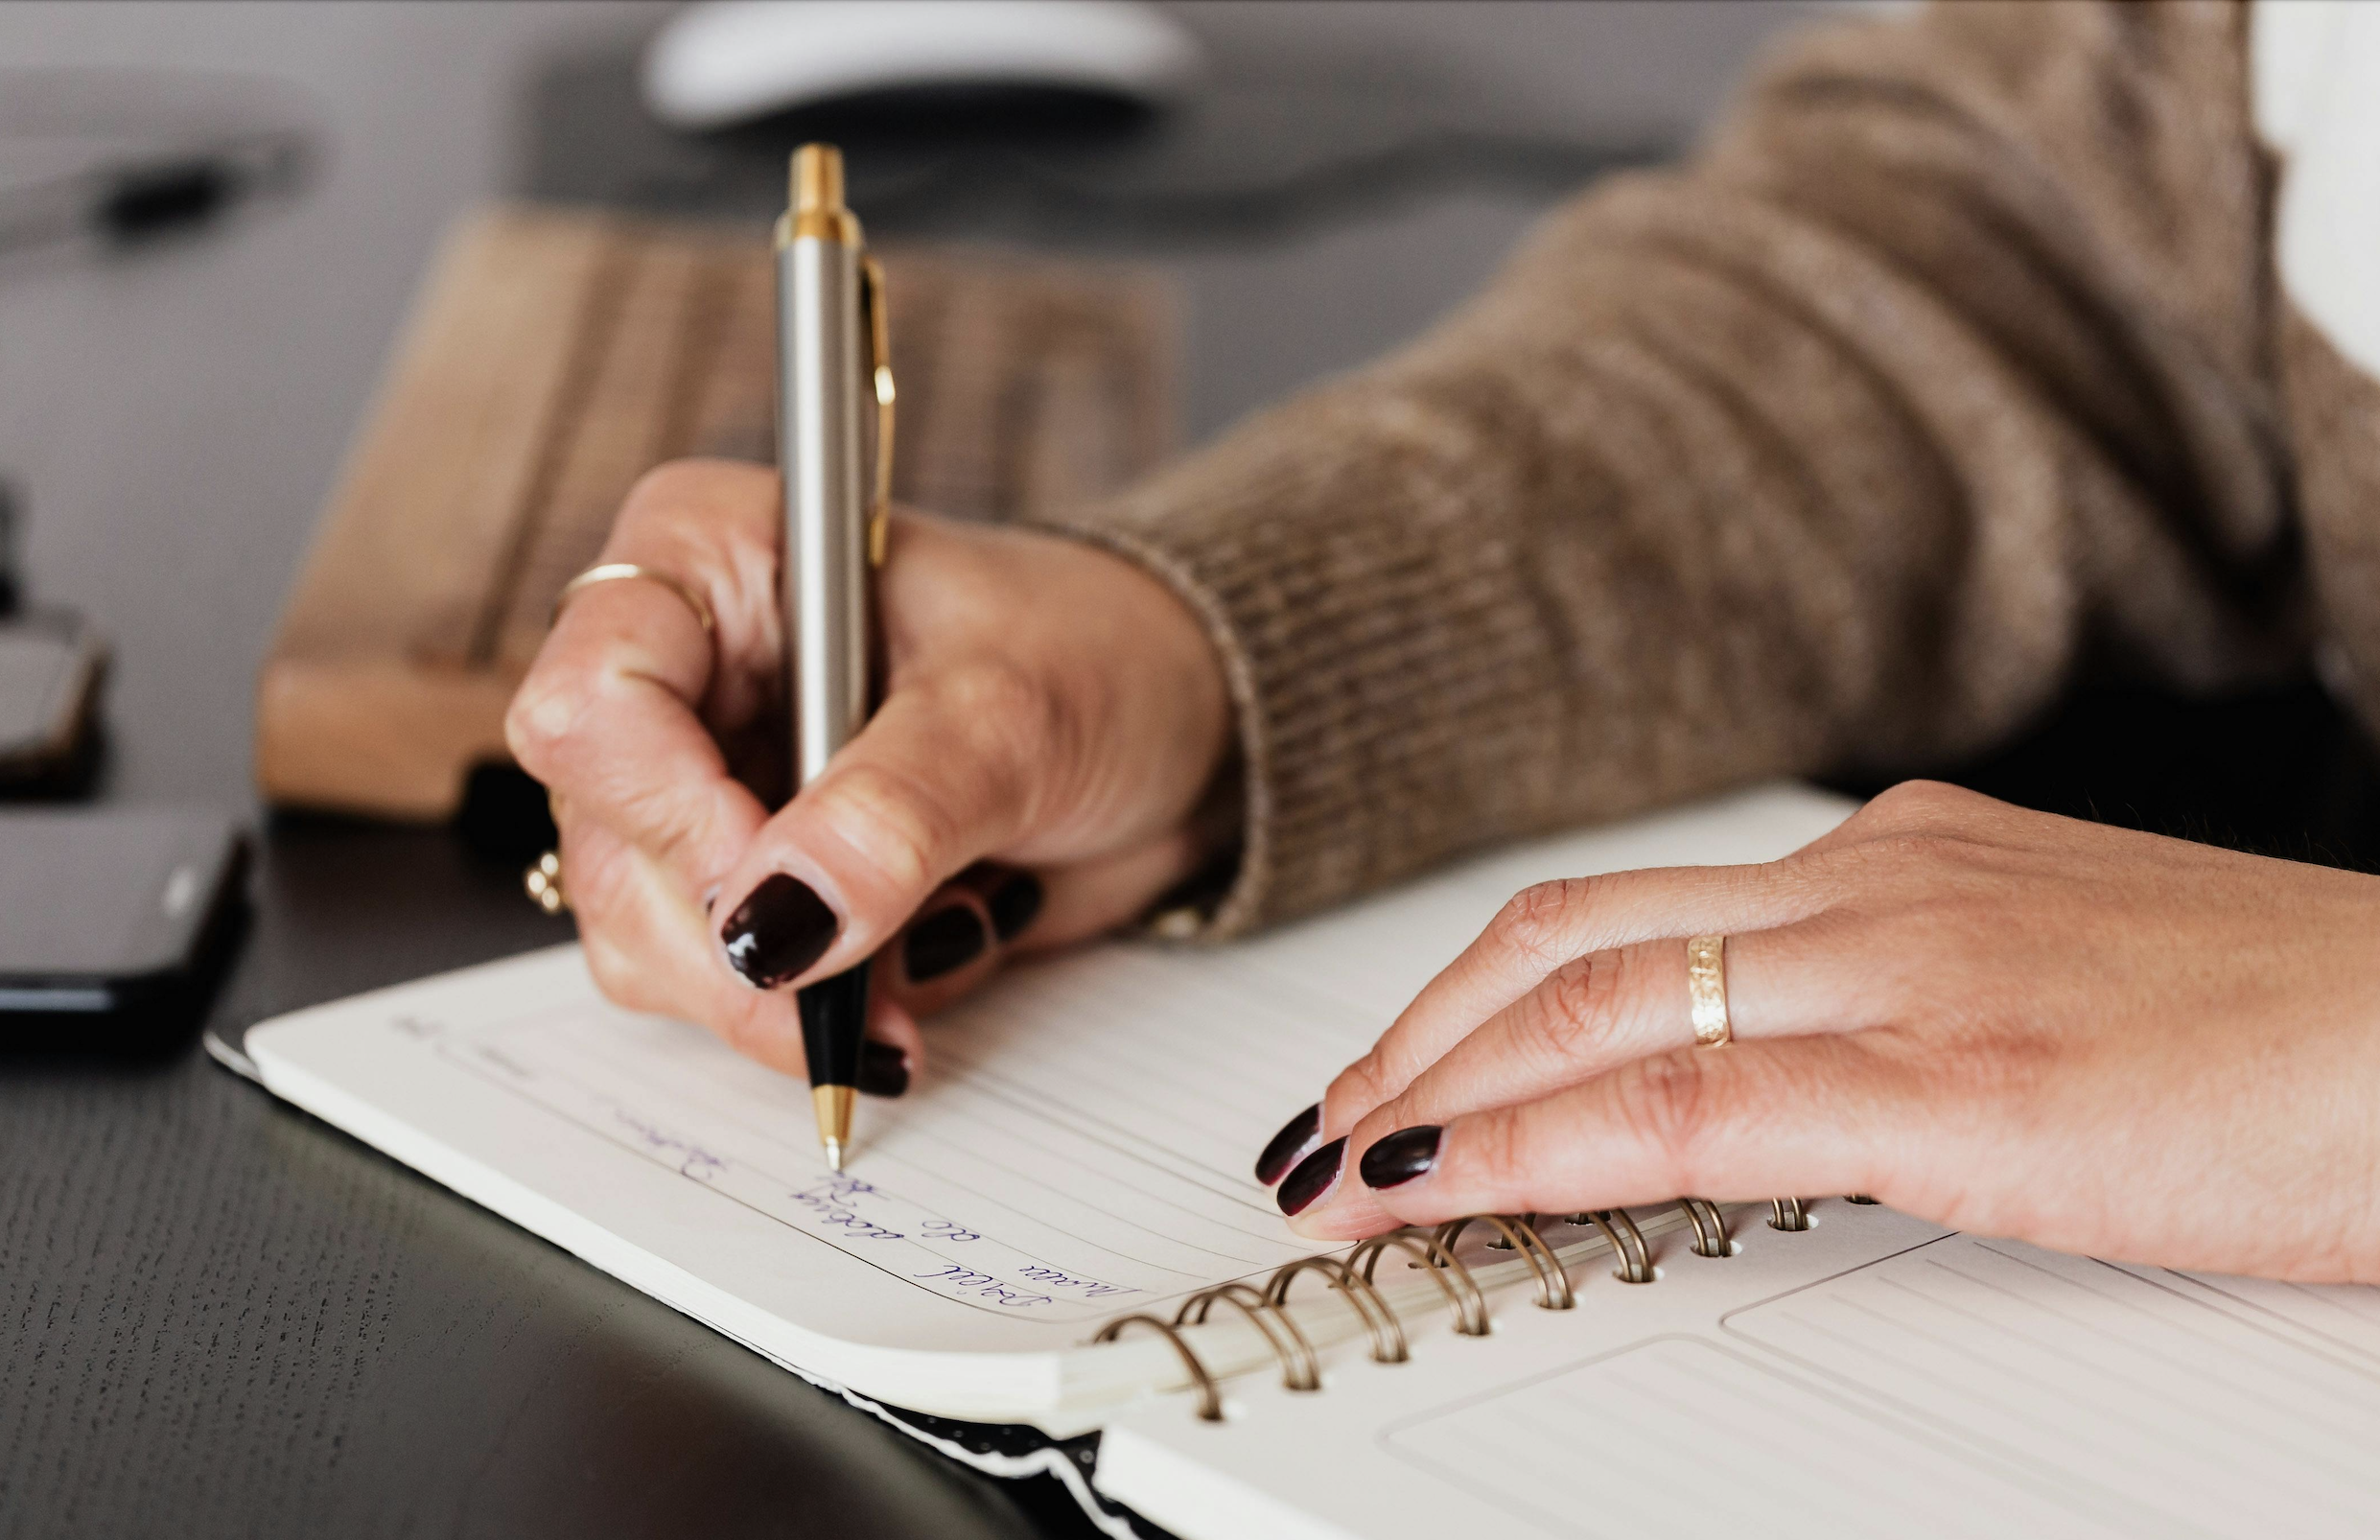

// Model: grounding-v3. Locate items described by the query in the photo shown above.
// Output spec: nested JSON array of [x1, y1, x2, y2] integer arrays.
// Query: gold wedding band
[[525, 850, 569, 915], [1686, 933, 1731, 1048], [551, 562, 715, 637]]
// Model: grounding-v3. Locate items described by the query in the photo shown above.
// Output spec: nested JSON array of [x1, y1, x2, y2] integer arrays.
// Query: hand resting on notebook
[[505, 458, 1234, 1085], [1265, 782, 2380, 1284]]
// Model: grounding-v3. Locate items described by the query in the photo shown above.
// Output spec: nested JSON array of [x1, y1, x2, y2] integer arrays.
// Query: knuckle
[[615, 459, 775, 571], [824, 758, 961, 896], [1516, 955, 1611, 1069], [1487, 877, 1598, 971], [1324, 1054, 1392, 1130], [503, 667, 587, 776], [1861, 780, 1982, 830], [621, 456, 739, 521], [1812, 826, 1977, 888], [625, 457, 710, 503]]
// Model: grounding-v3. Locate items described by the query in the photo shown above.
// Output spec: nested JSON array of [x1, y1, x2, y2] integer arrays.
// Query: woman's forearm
[[1048, 0, 2298, 936]]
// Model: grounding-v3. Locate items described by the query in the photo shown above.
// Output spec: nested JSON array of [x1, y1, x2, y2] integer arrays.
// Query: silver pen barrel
[[777, 144, 875, 1172], [777, 145, 869, 791]]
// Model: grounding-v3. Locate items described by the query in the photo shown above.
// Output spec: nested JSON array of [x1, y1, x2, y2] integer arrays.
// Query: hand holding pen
[[506, 472, 1235, 1143]]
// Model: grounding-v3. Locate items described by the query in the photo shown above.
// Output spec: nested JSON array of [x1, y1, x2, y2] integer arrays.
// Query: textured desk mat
[[257, 202, 1175, 819]]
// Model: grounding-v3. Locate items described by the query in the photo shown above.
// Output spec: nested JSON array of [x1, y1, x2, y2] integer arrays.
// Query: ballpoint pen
[[778, 143, 894, 1171]]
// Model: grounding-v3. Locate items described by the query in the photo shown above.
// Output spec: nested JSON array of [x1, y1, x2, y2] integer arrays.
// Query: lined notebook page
[[244, 784, 1855, 1417], [431, 951, 1342, 1326], [253, 943, 1333, 1379], [1386, 1339, 2103, 1538], [1723, 1236, 2380, 1534], [2158, 1267, 2380, 1366]]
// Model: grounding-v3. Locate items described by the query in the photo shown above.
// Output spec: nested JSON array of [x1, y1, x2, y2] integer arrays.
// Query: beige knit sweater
[[1047, 0, 2380, 937]]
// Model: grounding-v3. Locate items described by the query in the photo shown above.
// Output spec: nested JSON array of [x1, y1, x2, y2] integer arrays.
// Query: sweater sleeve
[[1038, 0, 2302, 937]]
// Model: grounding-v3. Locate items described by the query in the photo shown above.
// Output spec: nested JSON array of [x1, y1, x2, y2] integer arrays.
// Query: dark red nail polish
[[987, 871, 1043, 942], [903, 904, 986, 983], [1255, 1103, 1321, 1185], [857, 1039, 909, 1099], [1277, 1137, 1346, 1216], [1359, 1125, 1441, 1189], [719, 873, 839, 988]]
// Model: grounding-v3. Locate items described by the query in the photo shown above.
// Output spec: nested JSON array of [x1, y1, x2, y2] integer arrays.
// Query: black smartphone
[[0, 806, 247, 1021]]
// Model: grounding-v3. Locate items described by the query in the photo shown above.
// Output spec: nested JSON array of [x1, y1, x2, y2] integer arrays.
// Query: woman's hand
[[1261, 782, 2380, 1284], [505, 459, 1233, 1086]]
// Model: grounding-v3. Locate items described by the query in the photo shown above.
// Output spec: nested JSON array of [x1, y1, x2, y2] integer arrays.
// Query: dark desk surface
[[0, 5, 1804, 1536], [8, 4, 2378, 1538]]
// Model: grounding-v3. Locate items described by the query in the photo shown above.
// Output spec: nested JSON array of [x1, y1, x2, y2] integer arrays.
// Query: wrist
[[1029, 523, 1247, 928]]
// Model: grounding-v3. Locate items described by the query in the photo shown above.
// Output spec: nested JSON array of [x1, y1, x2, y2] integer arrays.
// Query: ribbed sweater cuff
[[1034, 393, 1567, 939]]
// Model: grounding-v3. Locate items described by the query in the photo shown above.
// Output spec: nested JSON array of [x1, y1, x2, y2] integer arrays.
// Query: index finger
[[1314, 861, 1831, 1150], [1345, 1032, 1932, 1235], [506, 460, 780, 898]]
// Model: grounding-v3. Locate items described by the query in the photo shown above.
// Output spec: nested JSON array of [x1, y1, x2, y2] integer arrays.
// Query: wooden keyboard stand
[[257, 203, 1175, 819]]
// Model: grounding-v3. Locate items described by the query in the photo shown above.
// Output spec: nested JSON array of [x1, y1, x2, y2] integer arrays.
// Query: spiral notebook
[[222, 784, 2380, 1539]]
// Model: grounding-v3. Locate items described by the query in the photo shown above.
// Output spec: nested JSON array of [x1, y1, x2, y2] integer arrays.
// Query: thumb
[[1298, 1033, 1934, 1239], [707, 665, 1051, 992]]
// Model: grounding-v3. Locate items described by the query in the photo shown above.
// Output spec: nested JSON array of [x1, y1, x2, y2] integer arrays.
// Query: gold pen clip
[[860, 255, 895, 569]]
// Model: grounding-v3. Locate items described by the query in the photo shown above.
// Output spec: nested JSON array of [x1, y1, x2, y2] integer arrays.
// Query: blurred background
[[0, 0, 1811, 809], [11, 7, 2379, 1539]]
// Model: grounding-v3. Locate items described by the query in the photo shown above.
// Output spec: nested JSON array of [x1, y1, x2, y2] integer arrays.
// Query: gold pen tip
[[812, 1083, 856, 1173], [792, 144, 845, 215]]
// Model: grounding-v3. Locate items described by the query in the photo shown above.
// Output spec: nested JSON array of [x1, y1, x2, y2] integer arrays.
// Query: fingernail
[[903, 904, 987, 983], [1359, 1125, 1442, 1189], [1254, 1103, 1321, 1184], [857, 1039, 909, 1099], [987, 871, 1043, 942], [718, 874, 839, 988], [1276, 1137, 1346, 1217]]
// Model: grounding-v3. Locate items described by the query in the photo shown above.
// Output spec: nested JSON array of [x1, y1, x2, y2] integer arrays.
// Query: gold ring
[[1686, 933, 1731, 1048], [552, 562, 715, 637], [525, 850, 569, 915]]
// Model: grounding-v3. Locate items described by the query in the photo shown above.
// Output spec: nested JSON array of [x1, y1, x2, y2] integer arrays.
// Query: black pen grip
[[797, 963, 871, 1087]]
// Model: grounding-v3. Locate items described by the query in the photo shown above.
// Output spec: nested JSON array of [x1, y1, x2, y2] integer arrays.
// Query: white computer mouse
[[642, 0, 1205, 132]]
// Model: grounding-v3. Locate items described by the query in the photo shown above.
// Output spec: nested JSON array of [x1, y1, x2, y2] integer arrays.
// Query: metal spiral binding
[[1846, 1194, 1879, 1204], [1266, 1254, 1409, 1362], [1349, 1228, 1490, 1338], [1095, 1314, 1225, 1421], [1174, 1281, 1319, 1391], [1675, 1198, 1732, 1257], [1434, 1214, 1574, 1310], [1104, 1199, 1854, 1420], [1566, 1209, 1654, 1283]]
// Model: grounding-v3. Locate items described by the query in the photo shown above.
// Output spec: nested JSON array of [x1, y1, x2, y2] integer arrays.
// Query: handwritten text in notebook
[[412, 940, 1382, 1322]]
